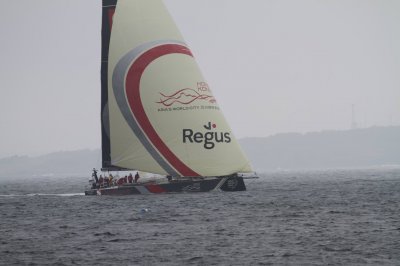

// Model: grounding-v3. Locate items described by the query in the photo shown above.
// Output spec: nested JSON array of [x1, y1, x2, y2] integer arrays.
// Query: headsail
[[103, 0, 252, 176]]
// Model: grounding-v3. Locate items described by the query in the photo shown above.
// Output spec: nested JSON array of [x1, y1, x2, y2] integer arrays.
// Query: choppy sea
[[0, 168, 399, 265]]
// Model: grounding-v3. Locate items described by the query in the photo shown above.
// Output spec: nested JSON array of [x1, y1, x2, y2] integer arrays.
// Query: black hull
[[85, 176, 246, 196]]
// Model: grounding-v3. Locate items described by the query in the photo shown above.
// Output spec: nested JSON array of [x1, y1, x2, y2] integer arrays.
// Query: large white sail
[[106, 0, 252, 177]]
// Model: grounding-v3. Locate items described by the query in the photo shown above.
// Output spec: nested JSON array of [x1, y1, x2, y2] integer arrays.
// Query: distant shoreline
[[1, 126, 399, 178]]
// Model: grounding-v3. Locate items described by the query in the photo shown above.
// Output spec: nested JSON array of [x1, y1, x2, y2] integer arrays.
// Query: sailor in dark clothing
[[128, 173, 133, 183], [91, 180, 96, 189], [92, 168, 99, 183], [134, 172, 140, 183]]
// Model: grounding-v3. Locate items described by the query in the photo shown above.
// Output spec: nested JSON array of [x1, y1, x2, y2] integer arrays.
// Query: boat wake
[[0, 193, 85, 197]]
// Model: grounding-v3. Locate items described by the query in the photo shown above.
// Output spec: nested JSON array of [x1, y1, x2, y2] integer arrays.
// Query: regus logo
[[182, 122, 231, 149]]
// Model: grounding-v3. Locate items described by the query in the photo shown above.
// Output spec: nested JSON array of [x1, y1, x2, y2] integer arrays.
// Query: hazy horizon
[[1, 125, 398, 160], [1, 126, 399, 178], [1, 0, 399, 158]]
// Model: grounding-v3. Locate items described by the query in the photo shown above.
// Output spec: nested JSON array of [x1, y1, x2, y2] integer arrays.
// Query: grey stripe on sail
[[112, 40, 187, 176]]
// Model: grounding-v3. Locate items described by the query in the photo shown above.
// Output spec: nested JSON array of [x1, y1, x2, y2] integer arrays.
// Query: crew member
[[128, 173, 133, 183], [92, 168, 99, 183], [134, 172, 140, 183], [99, 175, 103, 187]]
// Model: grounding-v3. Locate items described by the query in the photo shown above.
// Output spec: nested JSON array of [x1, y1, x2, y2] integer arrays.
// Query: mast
[[101, 0, 124, 171]]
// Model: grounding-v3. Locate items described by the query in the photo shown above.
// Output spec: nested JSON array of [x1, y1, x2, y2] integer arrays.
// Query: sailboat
[[85, 0, 254, 195]]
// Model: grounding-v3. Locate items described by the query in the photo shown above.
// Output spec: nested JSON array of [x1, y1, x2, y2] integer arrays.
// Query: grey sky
[[1, 0, 399, 158]]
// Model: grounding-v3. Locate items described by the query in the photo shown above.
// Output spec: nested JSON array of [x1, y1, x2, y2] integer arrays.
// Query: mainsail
[[101, 0, 252, 177]]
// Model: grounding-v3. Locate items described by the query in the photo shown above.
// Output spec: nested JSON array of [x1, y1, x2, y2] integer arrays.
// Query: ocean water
[[0, 168, 399, 265]]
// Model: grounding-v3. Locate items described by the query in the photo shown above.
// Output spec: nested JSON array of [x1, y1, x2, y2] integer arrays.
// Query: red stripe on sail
[[125, 44, 200, 177]]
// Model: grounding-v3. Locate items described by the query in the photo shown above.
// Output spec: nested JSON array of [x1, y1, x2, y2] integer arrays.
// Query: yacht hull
[[84, 176, 246, 196]]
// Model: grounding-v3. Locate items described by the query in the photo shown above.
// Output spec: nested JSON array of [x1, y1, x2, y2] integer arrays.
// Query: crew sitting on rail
[[96, 175, 103, 188], [105, 176, 110, 187], [99, 175, 104, 187]]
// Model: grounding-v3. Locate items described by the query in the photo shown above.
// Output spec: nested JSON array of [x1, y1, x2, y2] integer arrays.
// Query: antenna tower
[[351, 104, 357, 129]]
